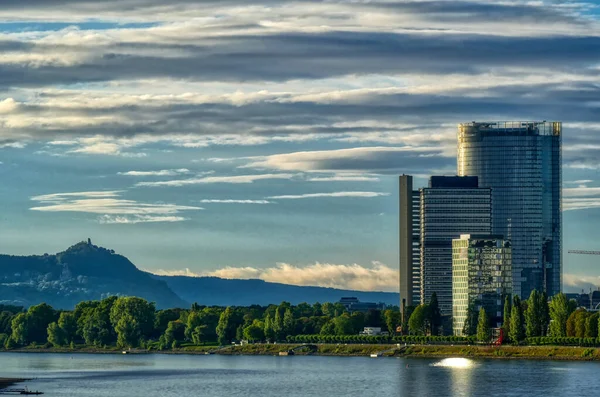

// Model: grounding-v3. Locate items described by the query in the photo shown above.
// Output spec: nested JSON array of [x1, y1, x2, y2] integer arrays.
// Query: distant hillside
[[0, 240, 399, 309], [154, 275, 399, 307], [0, 240, 187, 309]]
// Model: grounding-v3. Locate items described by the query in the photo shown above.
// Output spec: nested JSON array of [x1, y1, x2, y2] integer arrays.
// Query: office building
[[420, 176, 492, 315], [452, 234, 512, 336], [399, 175, 421, 314], [457, 121, 562, 299]]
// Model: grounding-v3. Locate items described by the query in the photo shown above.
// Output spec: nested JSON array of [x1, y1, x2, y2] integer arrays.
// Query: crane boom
[[568, 250, 600, 256]]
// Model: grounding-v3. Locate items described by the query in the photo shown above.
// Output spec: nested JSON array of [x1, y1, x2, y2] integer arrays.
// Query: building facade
[[420, 176, 492, 315], [399, 175, 421, 313], [457, 121, 562, 299], [452, 234, 512, 336]]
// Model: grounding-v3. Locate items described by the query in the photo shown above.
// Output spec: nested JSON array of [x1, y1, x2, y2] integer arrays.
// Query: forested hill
[[0, 241, 186, 309], [0, 241, 399, 309], [154, 276, 399, 307]]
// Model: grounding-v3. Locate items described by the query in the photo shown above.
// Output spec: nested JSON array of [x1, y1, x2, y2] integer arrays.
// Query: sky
[[0, 0, 599, 294]]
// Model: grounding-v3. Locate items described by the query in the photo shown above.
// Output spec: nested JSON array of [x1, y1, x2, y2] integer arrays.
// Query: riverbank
[[0, 377, 29, 389], [4, 344, 600, 361]]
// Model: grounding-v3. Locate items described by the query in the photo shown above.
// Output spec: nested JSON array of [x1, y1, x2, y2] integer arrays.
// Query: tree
[[566, 309, 580, 337], [243, 323, 264, 342], [525, 290, 541, 337], [272, 307, 284, 340], [185, 311, 203, 342], [109, 297, 156, 340], [191, 325, 207, 345], [162, 320, 185, 348], [428, 293, 442, 336], [319, 320, 336, 336], [10, 313, 29, 346], [333, 314, 354, 335], [27, 303, 58, 344], [115, 313, 140, 348], [509, 297, 524, 344], [47, 322, 66, 347], [283, 309, 294, 337], [586, 312, 600, 338], [383, 310, 401, 335], [350, 312, 366, 334], [58, 312, 77, 344], [502, 295, 512, 341], [462, 304, 477, 337], [476, 308, 491, 342], [263, 314, 275, 342], [321, 303, 335, 317], [408, 305, 426, 335], [364, 309, 382, 327], [549, 293, 570, 337], [216, 307, 236, 345]]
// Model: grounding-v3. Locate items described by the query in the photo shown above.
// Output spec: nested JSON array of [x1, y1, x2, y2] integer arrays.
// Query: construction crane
[[568, 250, 600, 256]]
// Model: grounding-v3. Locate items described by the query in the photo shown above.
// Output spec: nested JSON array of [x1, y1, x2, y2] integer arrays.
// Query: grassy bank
[[4, 344, 600, 361]]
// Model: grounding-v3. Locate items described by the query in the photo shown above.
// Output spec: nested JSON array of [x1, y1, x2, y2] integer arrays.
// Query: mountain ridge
[[0, 241, 399, 309]]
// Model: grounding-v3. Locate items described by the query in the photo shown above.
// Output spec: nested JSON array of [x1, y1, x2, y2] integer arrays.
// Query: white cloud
[[135, 173, 295, 187], [564, 273, 600, 293], [199, 199, 272, 204], [242, 146, 445, 172], [307, 174, 380, 182], [151, 261, 399, 292], [98, 215, 189, 224], [30, 191, 201, 222], [268, 191, 390, 199], [118, 169, 191, 176]]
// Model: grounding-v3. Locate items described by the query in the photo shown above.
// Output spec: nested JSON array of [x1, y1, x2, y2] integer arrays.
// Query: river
[[0, 353, 598, 396]]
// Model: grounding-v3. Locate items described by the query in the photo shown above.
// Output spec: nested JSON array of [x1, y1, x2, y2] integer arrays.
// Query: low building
[[452, 234, 512, 336], [359, 327, 388, 336], [338, 297, 386, 313]]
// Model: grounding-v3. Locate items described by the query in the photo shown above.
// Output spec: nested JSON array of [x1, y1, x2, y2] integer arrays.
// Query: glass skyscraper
[[457, 121, 562, 299]]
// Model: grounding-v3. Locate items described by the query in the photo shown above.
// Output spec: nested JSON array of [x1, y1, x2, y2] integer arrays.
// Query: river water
[[0, 352, 598, 396]]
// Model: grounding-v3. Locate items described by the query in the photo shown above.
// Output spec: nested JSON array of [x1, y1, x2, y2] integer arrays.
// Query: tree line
[[0, 298, 400, 349]]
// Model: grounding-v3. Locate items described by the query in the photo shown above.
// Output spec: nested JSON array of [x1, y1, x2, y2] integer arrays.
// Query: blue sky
[[0, 0, 599, 293]]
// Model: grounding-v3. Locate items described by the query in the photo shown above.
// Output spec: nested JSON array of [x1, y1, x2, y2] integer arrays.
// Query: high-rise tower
[[457, 121, 562, 299], [399, 175, 420, 314]]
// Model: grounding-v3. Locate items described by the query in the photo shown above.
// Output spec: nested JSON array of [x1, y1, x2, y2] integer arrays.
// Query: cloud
[[30, 191, 201, 222], [135, 173, 295, 187], [307, 174, 380, 182], [564, 273, 600, 293], [117, 169, 191, 176], [267, 192, 390, 199], [98, 215, 189, 224], [243, 146, 449, 173], [199, 199, 272, 204], [151, 261, 399, 292]]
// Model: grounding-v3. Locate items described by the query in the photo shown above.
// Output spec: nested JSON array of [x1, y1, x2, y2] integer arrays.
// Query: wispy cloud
[[117, 169, 191, 176], [267, 191, 390, 199], [199, 199, 272, 204], [564, 273, 600, 293], [151, 261, 399, 292], [30, 191, 201, 223], [135, 173, 295, 187], [307, 174, 380, 182]]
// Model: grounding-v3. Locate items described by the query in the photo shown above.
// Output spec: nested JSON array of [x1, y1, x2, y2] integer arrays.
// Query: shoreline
[[3, 344, 600, 362]]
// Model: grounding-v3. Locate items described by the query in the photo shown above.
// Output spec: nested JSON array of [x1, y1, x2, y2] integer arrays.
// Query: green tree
[[115, 313, 140, 348], [321, 303, 335, 317], [350, 312, 366, 334], [566, 309, 579, 337], [476, 308, 491, 342], [155, 309, 182, 338], [263, 314, 275, 342], [333, 314, 354, 335], [586, 312, 600, 338], [58, 312, 77, 344], [364, 309, 382, 327], [408, 305, 426, 335], [27, 303, 58, 344], [10, 313, 29, 346], [283, 308, 294, 337], [185, 311, 202, 342], [162, 320, 185, 348], [525, 290, 541, 337], [509, 296, 524, 344], [47, 322, 66, 347], [216, 307, 236, 345], [383, 309, 401, 335], [319, 320, 336, 336], [109, 297, 156, 340], [549, 293, 571, 337], [502, 295, 512, 341], [428, 293, 442, 336], [243, 323, 264, 342], [462, 304, 477, 337]]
